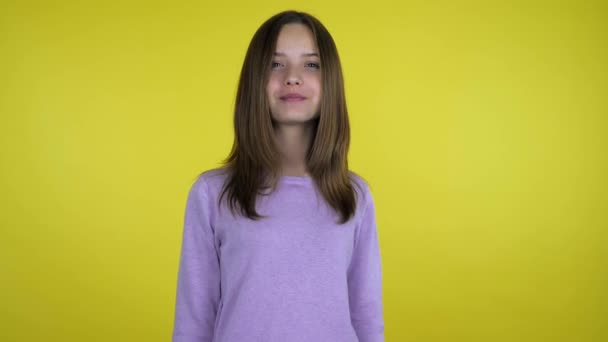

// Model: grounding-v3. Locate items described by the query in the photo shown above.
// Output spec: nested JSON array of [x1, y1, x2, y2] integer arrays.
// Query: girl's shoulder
[[198, 167, 230, 183], [349, 170, 370, 193], [348, 170, 374, 212], [190, 167, 231, 199]]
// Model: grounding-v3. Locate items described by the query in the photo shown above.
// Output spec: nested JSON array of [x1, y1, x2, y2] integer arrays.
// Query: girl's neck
[[273, 121, 316, 176]]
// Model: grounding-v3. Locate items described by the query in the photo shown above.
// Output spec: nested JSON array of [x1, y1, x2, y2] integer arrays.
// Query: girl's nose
[[285, 77, 301, 86]]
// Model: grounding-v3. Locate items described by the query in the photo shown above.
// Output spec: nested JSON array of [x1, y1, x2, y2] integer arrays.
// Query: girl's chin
[[271, 114, 318, 125]]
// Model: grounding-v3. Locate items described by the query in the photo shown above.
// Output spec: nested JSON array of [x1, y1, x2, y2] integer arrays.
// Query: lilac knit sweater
[[172, 168, 384, 342]]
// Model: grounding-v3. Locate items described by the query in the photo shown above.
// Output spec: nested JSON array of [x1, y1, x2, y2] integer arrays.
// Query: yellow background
[[1, 0, 606, 341]]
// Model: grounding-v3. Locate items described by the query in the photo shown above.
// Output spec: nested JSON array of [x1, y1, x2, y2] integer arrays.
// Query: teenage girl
[[172, 10, 384, 342]]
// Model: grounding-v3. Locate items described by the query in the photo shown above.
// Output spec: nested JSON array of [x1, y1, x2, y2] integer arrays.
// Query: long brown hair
[[212, 10, 365, 224]]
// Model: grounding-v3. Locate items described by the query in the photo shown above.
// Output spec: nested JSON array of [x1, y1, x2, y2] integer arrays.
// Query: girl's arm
[[172, 178, 221, 342], [347, 189, 385, 342]]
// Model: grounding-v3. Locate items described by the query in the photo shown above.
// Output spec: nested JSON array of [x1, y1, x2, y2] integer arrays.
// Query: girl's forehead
[[275, 24, 318, 53]]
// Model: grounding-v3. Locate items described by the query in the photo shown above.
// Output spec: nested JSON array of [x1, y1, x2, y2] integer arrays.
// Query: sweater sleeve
[[172, 178, 221, 342], [347, 188, 385, 342]]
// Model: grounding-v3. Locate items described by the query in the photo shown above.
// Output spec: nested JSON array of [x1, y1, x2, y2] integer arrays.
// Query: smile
[[281, 97, 306, 102]]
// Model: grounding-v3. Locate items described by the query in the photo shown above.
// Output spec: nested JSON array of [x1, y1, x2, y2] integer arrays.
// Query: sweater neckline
[[279, 175, 313, 185]]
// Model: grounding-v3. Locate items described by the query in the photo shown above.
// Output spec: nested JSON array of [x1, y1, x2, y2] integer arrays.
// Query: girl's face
[[266, 23, 322, 125]]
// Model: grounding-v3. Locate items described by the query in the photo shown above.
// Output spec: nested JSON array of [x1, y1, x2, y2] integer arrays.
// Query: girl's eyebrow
[[273, 52, 319, 57]]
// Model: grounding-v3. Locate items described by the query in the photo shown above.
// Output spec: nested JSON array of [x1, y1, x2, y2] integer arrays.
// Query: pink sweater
[[172, 168, 384, 341]]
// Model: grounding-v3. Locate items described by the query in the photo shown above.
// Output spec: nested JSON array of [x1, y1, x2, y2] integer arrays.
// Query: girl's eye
[[270, 61, 320, 69]]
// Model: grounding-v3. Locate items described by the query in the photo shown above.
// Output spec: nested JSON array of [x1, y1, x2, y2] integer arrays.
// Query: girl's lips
[[280, 92, 307, 101], [281, 97, 306, 102]]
